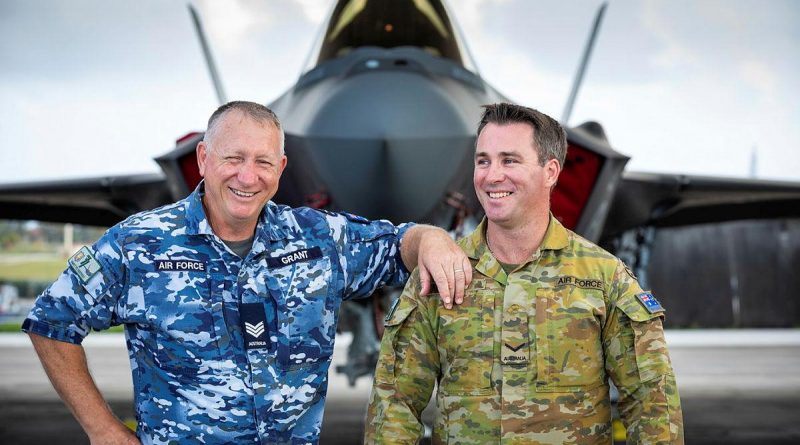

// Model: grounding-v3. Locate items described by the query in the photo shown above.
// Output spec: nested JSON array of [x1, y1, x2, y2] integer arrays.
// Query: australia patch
[[267, 246, 322, 268], [636, 292, 664, 314], [68, 246, 101, 284], [241, 303, 269, 350]]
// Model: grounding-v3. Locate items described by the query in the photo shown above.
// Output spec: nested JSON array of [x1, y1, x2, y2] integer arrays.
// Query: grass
[[0, 259, 66, 282], [0, 322, 24, 332]]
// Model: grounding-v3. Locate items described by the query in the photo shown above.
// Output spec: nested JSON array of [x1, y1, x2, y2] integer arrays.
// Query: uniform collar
[[460, 213, 569, 284], [184, 182, 214, 236]]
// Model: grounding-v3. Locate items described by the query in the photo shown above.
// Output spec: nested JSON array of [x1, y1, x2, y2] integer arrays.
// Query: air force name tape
[[241, 303, 269, 350], [68, 246, 102, 284], [636, 292, 665, 314], [266, 246, 323, 268], [155, 260, 206, 272]]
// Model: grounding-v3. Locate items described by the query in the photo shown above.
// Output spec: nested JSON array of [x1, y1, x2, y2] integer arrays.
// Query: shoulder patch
[[636, 292, 664, 314], [68, 246, 102, 284], [385, 297, 400, 322], [343, 212, 370, 225], [623, 262, 637, 280]]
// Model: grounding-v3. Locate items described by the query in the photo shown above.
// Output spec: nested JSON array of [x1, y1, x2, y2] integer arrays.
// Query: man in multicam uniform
[[22, 101, 473, 445], [366, 103, 683, 444]]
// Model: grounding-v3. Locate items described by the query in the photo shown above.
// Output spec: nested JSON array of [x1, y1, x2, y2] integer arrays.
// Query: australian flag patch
[[636, 292, 665, 314]]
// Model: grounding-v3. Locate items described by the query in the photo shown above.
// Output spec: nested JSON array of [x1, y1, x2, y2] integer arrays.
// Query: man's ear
[[278, 154, 287, 175], [544, 158, 561, 188], [197, 141, 208, 178]]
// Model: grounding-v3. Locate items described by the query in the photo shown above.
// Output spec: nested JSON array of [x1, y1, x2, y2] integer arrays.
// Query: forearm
[[617, 373, 684, 445], [365, 384, 427, 444], [29, 333, 134, 442]]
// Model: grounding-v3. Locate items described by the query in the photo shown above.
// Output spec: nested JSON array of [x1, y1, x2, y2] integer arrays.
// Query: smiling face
[[197, 110, 287, 240], [474, 122, 560, 231]]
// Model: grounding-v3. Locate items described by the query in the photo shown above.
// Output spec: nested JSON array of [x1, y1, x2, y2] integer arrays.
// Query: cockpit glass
[[306, 0, 476, 72]]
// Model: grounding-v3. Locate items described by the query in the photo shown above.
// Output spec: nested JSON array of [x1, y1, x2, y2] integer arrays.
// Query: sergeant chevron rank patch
[[241, 303, 269, 350]]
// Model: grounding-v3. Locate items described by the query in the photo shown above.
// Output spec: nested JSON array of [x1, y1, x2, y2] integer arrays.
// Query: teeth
[[488, 192, 512, 199], [231, 188, 256, 198]]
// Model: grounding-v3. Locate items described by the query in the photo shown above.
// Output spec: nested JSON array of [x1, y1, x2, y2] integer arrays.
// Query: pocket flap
[[384, 297, 417, 327]]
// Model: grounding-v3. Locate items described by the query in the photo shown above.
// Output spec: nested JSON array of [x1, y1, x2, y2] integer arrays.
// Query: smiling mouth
[[230, 187, 257, 198], [488, 191, 513, 199]]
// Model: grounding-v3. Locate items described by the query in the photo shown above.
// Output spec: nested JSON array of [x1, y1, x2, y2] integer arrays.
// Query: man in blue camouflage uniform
[[23, 101, 472, 444]]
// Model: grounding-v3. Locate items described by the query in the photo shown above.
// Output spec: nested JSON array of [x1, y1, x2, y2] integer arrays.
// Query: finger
[[453, 265, 466, 306], [445, 261, 456, 305], [432, 267, 452, 309], [418, 263, 430, 296], [463, 256, 473, 288], [456, 256, 471, 305]]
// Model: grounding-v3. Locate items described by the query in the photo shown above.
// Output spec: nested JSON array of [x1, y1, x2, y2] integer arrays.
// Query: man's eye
[[503, 158, 517, 164], [476, 159, 489, 166]]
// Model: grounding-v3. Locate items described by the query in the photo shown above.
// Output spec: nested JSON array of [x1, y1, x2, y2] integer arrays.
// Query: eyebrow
[[475, 150, 521, 158]]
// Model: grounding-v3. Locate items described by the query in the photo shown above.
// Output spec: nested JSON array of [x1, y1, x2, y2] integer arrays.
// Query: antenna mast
[[188, 4, 228, 105], [561, 2, 607, 125]]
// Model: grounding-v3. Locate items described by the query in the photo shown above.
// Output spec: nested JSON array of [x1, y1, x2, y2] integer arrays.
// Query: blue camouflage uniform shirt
[[23, 184, 411, 444]]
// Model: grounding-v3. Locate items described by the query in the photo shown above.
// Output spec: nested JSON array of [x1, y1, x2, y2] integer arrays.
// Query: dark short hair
[[477, 102, 567, 166], [204, 101, 284, 152]]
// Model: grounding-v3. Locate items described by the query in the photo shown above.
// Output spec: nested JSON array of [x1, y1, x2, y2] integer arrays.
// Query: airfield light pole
[[561, 2, 608, 126], [189, 4, 228, 105]]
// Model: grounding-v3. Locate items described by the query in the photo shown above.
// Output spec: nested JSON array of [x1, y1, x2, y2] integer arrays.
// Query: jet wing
[[0, 174, 172, 227], [601, 171, 800, 240]]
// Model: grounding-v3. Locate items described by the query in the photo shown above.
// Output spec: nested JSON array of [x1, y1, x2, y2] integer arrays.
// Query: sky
[[1, 0, 798, 185]]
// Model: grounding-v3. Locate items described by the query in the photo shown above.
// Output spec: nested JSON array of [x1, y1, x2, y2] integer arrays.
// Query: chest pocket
[[438, 289, 493, 395], [269, 253, 335, 367], [138, 269, 224, 382], [534, 286, 605, 392]]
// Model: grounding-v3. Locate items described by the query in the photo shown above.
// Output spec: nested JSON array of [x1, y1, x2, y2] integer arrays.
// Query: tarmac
[[1, 330, 799, 444]]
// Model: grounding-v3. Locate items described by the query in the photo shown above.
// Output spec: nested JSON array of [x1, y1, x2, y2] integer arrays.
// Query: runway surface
[[1, 330, 799, 444]]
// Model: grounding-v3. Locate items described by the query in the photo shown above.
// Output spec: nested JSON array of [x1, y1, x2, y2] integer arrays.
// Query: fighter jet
[[2, 0, 799, 382]]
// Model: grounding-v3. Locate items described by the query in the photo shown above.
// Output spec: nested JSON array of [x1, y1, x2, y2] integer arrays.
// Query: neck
[[202, 197, 257, 242], [485, 211, 551, 264]]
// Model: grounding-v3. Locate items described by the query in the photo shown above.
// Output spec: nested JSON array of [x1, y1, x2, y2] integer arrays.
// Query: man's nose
[[237, 161, 258, 184], [486, 163, 505, 182]]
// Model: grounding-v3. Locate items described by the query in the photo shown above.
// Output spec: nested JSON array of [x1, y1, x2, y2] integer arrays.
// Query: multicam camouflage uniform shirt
[[366, 216, 683, 445], [23, 184, 410, 445]]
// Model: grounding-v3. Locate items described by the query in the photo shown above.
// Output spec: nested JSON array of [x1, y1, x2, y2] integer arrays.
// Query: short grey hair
[[204, 101, 285, 154], [477, 102, 567, 167]]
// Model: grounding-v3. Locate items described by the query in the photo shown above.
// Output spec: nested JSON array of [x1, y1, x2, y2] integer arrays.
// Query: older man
[[23, 101, 471, 444], [366, 103, 683, 444]]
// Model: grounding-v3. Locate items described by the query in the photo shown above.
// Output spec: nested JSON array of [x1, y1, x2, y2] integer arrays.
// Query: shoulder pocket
[[618, 296, 671, 383], [375, 297, 417, 384]]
